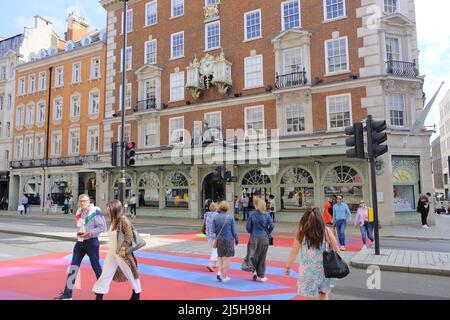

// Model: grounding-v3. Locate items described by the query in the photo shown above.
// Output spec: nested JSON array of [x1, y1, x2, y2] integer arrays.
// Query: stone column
[[159, 171, 165, 209], [314, 161, 322, 208], [190, 166, 200, 218], [72, 172, 79, 207]]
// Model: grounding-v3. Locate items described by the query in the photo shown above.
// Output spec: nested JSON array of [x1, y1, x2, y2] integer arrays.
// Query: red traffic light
[[127, 142, 136, 149]]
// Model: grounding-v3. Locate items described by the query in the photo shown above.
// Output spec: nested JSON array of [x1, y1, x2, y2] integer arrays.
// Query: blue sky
[[0, 0, 448, 141]]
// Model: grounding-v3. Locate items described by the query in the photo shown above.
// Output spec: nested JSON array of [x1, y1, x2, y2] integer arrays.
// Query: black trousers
[[421, 211, 429, 226], [242, 236, 270, 278], [130, 204, 137, 216]]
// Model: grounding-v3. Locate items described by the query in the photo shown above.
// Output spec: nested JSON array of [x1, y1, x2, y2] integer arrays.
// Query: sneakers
[[340, 246, 346, 251], [259, 277, 268, 282], [423, 225, 430, 229], [362, 245, 367, 250], [222, 277, 231, 283], [54, 292, 72, 300], [217, 274, 222, 282]]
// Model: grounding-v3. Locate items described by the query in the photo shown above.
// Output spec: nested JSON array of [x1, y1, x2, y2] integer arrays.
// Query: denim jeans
[[335, 219, 347, 246], [243, 207, 249, 221], [359, 222, 374, 245]]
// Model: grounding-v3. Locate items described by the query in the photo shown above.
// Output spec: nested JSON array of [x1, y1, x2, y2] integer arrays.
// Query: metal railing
[[10, 155, 99, 169], [386, 60, 419, 78], [135, 97, 158, 112], [275, 70, 308, 89]]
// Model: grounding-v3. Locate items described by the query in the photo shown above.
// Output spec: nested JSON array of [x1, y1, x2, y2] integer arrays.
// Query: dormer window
[[82, 36, 91, 46], [65, 41, 74, 51], [49, 46, 58, 56], [38, 49, 47, 59]]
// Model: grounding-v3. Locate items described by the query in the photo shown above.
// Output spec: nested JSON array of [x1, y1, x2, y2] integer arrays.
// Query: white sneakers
[[423, 225, 430, 229], [362, 245, 368, 250], [260, 277, 268, 282], [222, 277, 231, 283]]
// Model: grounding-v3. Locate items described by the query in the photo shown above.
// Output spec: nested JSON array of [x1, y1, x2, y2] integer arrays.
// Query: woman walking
[[92, 200, 141, 300], [213, 201, 239, 283], [354, 200, 374, 250], [285, 207, 340, 300], [204, 202, 219, 272], [417, 193, 431, 228], [243, 198, 274, 282]]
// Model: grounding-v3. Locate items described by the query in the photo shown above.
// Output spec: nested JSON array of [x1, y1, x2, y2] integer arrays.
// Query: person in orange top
[[323, 198, 333, 225]]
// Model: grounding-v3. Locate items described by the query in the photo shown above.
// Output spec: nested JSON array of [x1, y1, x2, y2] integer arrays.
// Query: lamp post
[[117, 0, 128, 204]]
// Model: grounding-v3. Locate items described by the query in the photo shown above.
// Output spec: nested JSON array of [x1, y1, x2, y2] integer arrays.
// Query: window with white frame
[[70, 94, 81, 118], [7, 94, 11, 110], [282, 0, 300, 30], [0, 96, 3, 110], [169, 117, 184, 145], [386, 35, 401, 61], [6, 122, 10, 138], [145, 40, 157, 64], [206, 0, 220, 5], [171, 32, 184, 59], [245, 106, 264, 132], [72, 62, 81, 84], [69, 128, 80, 155], [146, 1, 157, 26], [24, 136, 33, 159], [39, 71, 46, 91], [244, 10, 261, 41], [283, 47, 302, 74], [121, 47, 133, 71], [89, 90, 100, 115], [204, 112, 222, 141], [53, 97, 63, 121], [51, 131, 62, 156], [120, 83, 132, 110], [122, 9, 133, 33], [327, 94, 352, 129], [5, 150, 9, 168], [10, 63, 14, 78], [206, 21, 221, 50], [91, 58, 101, 79], [324, 0, 346, 21], [28, 74, 36, 93], [384, 0, 398, 13], [389, 94, 406, 127], [26, 103, 34, 126], [0, 65, 6, 80], [16, 106, 24, 127], [88, 127, 100, 153], [244, 55, 263, 89], [118, 124, 132, 143], [55, 67, 64, 87], [18, 77, 25, 95], [37, 102, 45, 124], [325, 37, 349, 74], [15, 137, 23, 160], [285, 104, 305, 133], [35, 135, 44, 158], [172, 0, 184, 17], [144, 120, 158, 147], [170, 72, 185, 101]]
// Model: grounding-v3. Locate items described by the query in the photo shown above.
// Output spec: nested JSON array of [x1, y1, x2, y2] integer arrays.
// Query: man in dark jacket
[[417, 193, 431, 229]]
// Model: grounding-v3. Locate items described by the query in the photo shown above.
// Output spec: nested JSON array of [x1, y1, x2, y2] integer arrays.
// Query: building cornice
[[101, 0, 141, 12]]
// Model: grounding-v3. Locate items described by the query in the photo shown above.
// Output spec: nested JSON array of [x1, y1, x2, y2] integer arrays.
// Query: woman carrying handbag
[[285, 207, 341, 300], [92, 200, 142, 300]]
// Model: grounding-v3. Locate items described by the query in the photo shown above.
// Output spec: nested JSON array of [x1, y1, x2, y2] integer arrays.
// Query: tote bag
[[323, 227, 350, 279]]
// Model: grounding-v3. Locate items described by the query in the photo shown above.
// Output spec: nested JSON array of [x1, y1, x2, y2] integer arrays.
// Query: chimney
[[65, 13, 89, 42]]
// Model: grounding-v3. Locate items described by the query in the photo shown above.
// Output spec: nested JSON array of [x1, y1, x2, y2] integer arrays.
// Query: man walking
[[129, 194, 138, 218], [54, 194, 107, 300], [242, 194, 250, 221], [234, 195, 241, 221], [20, 195, 29, 215], [417, 193, 431, 229], [332, 196, 352, 251]]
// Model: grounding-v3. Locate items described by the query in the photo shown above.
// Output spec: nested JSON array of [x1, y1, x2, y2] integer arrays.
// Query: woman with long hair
[[92, 200, 141, 300], [285, 207, 340, 300]]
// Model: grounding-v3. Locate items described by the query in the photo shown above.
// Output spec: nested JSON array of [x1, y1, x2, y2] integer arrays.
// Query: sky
[[0, 0, 448, 141]]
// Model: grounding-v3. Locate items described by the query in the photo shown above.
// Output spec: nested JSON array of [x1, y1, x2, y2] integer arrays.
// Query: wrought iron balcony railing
[[275, 70, 308, 89], [386, 60, 419, 78], [10, 155, 99, 169], [134, 97, 158, 113]]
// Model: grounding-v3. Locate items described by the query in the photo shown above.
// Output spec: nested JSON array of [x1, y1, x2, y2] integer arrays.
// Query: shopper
[[243, 198, 274, 282], [354, 200, 374, 250], [417, 193, 431, 228], [129, 194, 138, 218], [332, 196, 352, 251], [63, 195, 70, 215], [242, 194, 250, 221], [54, 194, 107, 300], [204, 202, 219, 272], [92, 200, 141, 300], [285, 207, 340, 300], [234, 196, 241, 221], [46, 194, 54, 216], [323, 198, 334, 225], [268, 195, 276, 223], [213, 201, 239, 282], [20, 195, 28, 215], [68, 195, 74, 215]]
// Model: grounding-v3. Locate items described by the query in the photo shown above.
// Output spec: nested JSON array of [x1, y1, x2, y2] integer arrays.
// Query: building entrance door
[[203, 173, 225, 208]]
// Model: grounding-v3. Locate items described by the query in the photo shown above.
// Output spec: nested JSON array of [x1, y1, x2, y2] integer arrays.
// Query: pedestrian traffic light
[[125, 142, 136, 166], [345, 122, 365, 159], [368, 119, 388, 159], [111, 142, 118, 167]]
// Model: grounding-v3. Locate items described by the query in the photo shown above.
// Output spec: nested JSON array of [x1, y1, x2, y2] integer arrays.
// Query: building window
[[165, 171, 189, 208], [18, 77, 25, 95], [7, 94, 11, 109], [283, 47, 302, 74], [282, 0, 300, 31], [120, 84, 132, 110], [204, 112, 222, 141], [244, 9, 262, 41], [5, 150, 9, 168], [122, 9, 133, 33], [28, 74, 36, 93], [170, 72, 185, 101], [325, 36, 349, 74], [172, 0, 184, 18], [39, 71, 47, 91], [6, 122, 10, 138], [16, 106, 24, 127], [386, 35, 401, 61], [384, 0, 398, 13], [26, 104, 34, 126], [169, 117, 184, 145], [280, 167, 315, 209], [70, 94, 81, 118], [206, 0, 220, 4], [327, 94, 352, 130], [0, 95, 3, 110], [205, 21, 221, 50], [389, 94, 406, 127], [51, 132, 62, 156], [37, 102, 46, 124], [0, 65, 6, 80], [146, 1, 158, 26], [55, 67, 64, 88], [171, 32, 184, 59], [88, 127, 100, 153], [138, 173, 160, 207], [324, 165, 363, 211], [118, 124, 132, 143], [0, 122, 2, 138], [89, 90, 100, 115], [72, 63, 81, 84], [91, 58, 101, 79], [285, 104, 305, 134], [10, 63, 14, 78], [145, 40, 157, 64], [144, 120, 158, 147], [324, 0, 346, 21], [35, 136, 44, 158], [244, 55, 263, 89], [121, 47, 133, 71], [24, 136, 34, 159], [15, 137, 23, 160], [69, 129, 80, 155], [54, 98, 63, 121], [245, 106, 264, 133]]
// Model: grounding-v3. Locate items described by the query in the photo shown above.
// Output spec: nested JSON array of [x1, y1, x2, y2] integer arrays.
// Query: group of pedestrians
[[233, 194, 277, 222]]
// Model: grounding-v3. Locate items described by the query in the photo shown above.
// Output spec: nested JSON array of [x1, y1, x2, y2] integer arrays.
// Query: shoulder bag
[[117, 217, 147, 255], [322, 226, 350, 279], [213, 215, 229, 249]]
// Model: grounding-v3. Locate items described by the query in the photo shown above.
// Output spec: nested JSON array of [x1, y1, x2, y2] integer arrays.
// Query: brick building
[[9, 14, 106, 210], [93, 0, 432, 225]]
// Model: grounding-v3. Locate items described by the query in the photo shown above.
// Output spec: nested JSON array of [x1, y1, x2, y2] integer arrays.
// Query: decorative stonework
[[204, 3, 219, 21]]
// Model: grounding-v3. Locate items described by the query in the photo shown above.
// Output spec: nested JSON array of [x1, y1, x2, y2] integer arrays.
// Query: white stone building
[[439, 90, 450, 199]]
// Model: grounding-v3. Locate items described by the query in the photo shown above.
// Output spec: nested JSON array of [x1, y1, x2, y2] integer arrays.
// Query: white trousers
[[92, 252, 142, 294], [208, 239, 218, 262]]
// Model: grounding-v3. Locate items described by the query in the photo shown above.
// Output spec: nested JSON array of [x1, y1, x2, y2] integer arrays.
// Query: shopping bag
[[368, 207, 375, 223], [18, 205, 25, 212]]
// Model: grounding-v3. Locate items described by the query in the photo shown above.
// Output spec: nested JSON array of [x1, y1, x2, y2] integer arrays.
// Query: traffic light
[[125, 142, 136, 166], [368, 119, 388, 159], [345, 122, 365, 159], [111, 142, 118, 167]]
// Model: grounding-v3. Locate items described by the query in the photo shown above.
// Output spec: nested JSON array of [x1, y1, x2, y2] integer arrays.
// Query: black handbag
[[323, 227, 350, 279]]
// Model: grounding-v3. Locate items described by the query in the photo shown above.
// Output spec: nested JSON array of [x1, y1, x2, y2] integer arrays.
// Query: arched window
[[241, 169, 272, 208], [280, 167, 314, 210], [165, 172, 189, 208], [138, 173, 160, 207], [114, 174, 133, 201], [49, 46, 58, 56], [28, 52, 36, 61], [38, 49, 47, 59], [82, 36, 91, 46], [65, 41, 74, 51], [324, 165, 363, 211]]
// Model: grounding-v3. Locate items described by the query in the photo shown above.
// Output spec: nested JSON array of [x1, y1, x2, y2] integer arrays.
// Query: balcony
[[10, 155, 99, 169], [134, 97, 158, 113], [275, 70, 308, 90], [386, 60, 419, 78]]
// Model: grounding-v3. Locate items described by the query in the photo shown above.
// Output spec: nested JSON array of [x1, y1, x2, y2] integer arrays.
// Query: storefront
[[392, 157, 420, 213]]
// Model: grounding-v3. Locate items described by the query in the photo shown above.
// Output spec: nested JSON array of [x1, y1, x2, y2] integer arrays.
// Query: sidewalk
[[351, 248, 450, 277]]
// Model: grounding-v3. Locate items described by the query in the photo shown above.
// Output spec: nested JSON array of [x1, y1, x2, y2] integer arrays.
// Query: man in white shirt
[[269, 195, 276, 222], [129, 194, 138, 218]]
